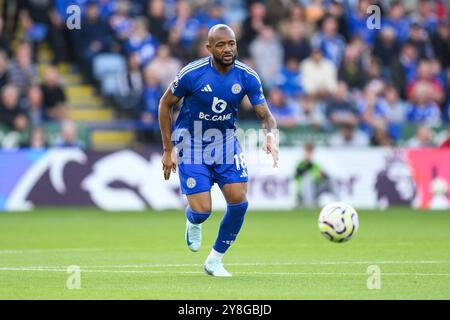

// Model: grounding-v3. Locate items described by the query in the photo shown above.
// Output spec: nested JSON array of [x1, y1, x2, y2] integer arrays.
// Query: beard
[[213, 52, 237, 67]]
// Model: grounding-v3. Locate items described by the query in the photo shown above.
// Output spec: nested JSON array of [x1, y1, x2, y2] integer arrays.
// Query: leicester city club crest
[[186, 177, 197, 189], [232, 83, 241, 94]]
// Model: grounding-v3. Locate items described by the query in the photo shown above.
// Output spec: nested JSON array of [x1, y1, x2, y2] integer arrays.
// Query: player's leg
[[178, 162, 213, 252], [204, 143, 249, 277], [185, 191, 212, 252], [209, 183, 248, 255]]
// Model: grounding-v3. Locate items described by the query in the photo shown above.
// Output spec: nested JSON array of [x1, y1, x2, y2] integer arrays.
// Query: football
[[318, 202, 359, 243]]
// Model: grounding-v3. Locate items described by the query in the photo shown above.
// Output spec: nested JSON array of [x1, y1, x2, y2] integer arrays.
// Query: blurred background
[[0, 0, 450, 211]]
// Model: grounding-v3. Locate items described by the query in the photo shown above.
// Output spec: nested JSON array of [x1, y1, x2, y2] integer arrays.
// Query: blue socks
[[213, 201, 248, 254], [186, 207, 211, 224]]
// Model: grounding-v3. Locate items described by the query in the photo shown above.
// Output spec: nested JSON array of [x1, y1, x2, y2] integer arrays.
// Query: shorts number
[[234, 152, 246, 170]]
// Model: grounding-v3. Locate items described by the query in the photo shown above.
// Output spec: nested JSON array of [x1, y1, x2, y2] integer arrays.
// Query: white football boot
[[204, 257, 232, 277], [185, 219, 202, 252]]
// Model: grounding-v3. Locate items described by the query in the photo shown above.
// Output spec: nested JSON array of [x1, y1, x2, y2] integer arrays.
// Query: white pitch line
[[88, 261, 450, 268], [0, 267, 448, 277], [0, 248, 101, 254], [1, 260, 450, 270]]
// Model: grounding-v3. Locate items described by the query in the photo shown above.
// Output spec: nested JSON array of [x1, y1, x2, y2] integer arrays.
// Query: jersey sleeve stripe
[[235, 64, 262, 84], [177, 61, 209, 80], [178, 60, 207, 77], [178, 57, 210, 79]]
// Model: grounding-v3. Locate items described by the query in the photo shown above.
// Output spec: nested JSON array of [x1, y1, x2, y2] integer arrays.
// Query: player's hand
[[162, 148, 177, 180], [263, 132, 279, 168]]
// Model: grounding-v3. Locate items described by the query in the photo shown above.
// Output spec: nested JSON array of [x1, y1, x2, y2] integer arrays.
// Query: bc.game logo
[[211, 97, 227, 114]]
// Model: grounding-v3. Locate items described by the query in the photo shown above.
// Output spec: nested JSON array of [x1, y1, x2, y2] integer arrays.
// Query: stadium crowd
[[0, 0, 450, 148]]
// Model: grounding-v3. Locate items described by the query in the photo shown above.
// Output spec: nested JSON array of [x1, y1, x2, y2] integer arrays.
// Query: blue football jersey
[[170, 56, 266, 151]]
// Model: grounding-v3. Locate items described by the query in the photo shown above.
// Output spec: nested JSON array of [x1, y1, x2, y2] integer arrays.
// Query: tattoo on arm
[[254, 103, 277, 134]]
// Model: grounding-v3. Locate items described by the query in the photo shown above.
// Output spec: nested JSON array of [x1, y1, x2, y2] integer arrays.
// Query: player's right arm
[[158, 86, 181, 180], [159, 66, 192, 180]]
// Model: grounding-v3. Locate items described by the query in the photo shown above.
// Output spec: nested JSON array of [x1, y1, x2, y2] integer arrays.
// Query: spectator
[[303, 0, 325, 24], [7, 42, 37, 95], [298, 95, 327, 127], [407, 59, 444, 106], [0, 16, 8, 52], [373, 27, 401, 71], [125, 17, 159, 67], [407, 125, 435, 148], [329, 123, 370, 147], [25, 85, 45, 127], [55, 121, 82, 148], [366, 57, 384, 83], [338, 44, 367, 90], [79, 0, 113, 82], [383, 85, 407, 141], [40, 66, 68, 121], [300, 46, 337, 99], [249, 26, 283, 88], [382, 1, 411, 43], [145, 0, 168, 43], [311, 15, 346, 66], [370, 122, 394, 147], [325, 82, 358, 127], [327, 0, 349, 40], [407, 22, 434, 59], [432, 21, 450, 69], [405, 99, 441, 126], [188, 26, 210, 61], [20, 126, 48, 149], [389, 42, 418, 97], [346, 0, 379, 45], [146, 44, 182, 89], [267, 87, 299, 128], [197, 2, 225, 29], [19, 5, 48, 53], [115, 53, 144, 110], [48, 0, 72, 64], [282, 22, 311, 64], [279, 3, 314, 39], [417, 0, 440, 33], [239, 1, 268, 58], [0, 50, 10, 90], [275, 57, 303, 99], [164, 0, 201, 50], [384, 86, 406, 124], [429, 57, 447, 91], [109, 0, 133, 42], [220, 0, 246, 25], [358, 83, 389, 135], [140, 66, 162, 126], [0, 84, 28, 132]]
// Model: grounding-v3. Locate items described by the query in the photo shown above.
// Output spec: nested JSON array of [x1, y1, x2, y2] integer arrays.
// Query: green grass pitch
[[0, 208, 449, 299]]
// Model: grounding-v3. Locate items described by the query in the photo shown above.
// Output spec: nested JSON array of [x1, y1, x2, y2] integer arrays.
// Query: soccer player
[[158, 24, 278, 277]]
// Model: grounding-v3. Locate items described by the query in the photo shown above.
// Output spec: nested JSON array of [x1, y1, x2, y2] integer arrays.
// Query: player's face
[[208, 32, 237, 67]]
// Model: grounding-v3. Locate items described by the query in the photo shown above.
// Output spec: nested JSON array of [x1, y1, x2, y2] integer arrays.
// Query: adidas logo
[[201, 84, 212, 92], [240, 170, 248, 178]]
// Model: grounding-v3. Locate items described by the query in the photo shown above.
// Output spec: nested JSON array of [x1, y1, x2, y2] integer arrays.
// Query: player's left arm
[[254, 102, 279, 168]]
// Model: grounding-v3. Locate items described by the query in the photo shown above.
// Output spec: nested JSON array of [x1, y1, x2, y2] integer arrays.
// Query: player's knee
[[223, 183, 248, 204], [188, 202, 212, 213], [227, 192, 247, 205], [186, 207, 211, 224]]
